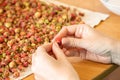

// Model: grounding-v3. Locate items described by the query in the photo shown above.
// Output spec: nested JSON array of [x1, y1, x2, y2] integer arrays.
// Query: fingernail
[[61, 38, 66, 44]]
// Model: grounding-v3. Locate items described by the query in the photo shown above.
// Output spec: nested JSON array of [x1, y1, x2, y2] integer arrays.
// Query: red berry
[[56, 37, 62, 45], [36, 37, 41, 42], [4, 77, 10, 80], [26, 33, 33, 38], [5, 55, 11, 63], [71, 13, 77, 21], [12, 45, 17, 51], [23, 62, 28, 67], [20, 53, 27, 58], [0, 50, 2, 55], [0, 36, 4, 43], [0, 1, 7, 7], [18, 65, 24, 71], [6, 51, 11, 55], [10, 68, 17, 73], [1, 60, 6, 66], [0, 68, 3, 73], [12, 0, 17, 4]]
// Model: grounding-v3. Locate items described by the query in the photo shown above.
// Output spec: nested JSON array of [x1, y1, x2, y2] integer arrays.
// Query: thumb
[[52, 42, 66, 60], [62, 37, 89, 49]]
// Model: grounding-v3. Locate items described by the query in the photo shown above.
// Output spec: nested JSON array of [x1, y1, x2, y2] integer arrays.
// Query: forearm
[[111, 40, 120, 65]]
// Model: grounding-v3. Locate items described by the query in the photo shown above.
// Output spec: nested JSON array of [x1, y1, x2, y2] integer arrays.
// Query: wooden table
[[23, 0, 120, 80]]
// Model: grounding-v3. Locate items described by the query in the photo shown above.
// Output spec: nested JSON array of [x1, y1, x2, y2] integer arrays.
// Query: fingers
[[32, 43, 53, 64], [33, 43, 52, 58], [53, 24, 92, 42], [41, 43, 52, 52], [65, 49, 86, 61], [52, 25, 78, 42], [33, 42, 66, 63], [35, 43, 52, 56], [62, 37, 88, 49], [64, 48, 80, 57], [86, 51, 111, 63], [52, 42, 66, 60], [67, 57, 83, 63], [75, 24, 86, 38]]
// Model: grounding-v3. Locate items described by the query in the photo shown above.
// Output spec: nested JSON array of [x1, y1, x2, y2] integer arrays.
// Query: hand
[[53, 24, 115, 63], [31, 43, 79, 80]]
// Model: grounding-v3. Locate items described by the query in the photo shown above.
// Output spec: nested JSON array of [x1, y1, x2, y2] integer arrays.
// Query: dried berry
[[23, 46, 28, 52], [0, 0, 84, 79], [18, 65, 24, 71], [9, 61, 16, 68], [13, 71, 20, 78], [23, 62, 28, 67], [0, 36, 4, 43], [34, 12, 41, 18], [36, 37, 42, 43], [0, 68, 3, 73], [4, 22, 12, 28]]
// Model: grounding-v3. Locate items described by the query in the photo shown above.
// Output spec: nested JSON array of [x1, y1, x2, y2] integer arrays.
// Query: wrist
[[110, 39, 120, 65]]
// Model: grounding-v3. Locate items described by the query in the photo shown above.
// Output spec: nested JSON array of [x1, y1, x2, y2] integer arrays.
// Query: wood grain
[[23, 0, 120, 80]]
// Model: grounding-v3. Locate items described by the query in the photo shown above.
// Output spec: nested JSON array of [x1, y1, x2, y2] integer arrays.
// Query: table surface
[[23, 0, 120, 80]]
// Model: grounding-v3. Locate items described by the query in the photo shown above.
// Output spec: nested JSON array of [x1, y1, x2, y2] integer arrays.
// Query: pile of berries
[[0, 0, 84, 79]]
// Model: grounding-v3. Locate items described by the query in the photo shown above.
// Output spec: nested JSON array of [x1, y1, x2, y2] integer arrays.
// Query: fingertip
[[52, 42, 66, 60], [61, 37, 69, 46], [53, 42, 59, 48], [42, 43, 52, 52]]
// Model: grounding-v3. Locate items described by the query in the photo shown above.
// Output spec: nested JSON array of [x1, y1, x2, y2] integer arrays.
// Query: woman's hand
[[53, 24, 115, 63], [31, 43, 79, 80]]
